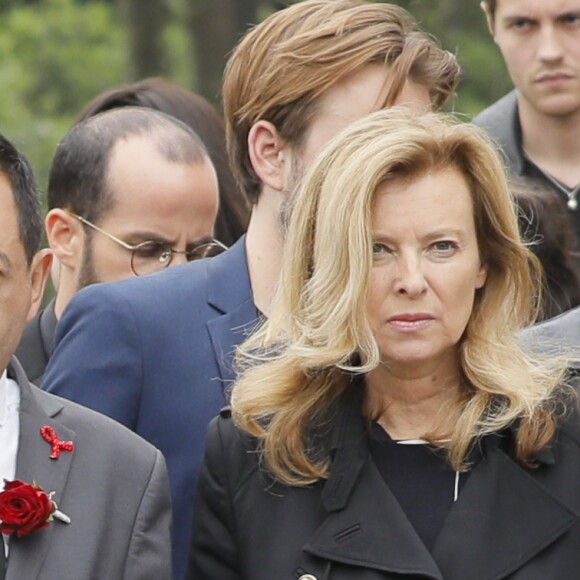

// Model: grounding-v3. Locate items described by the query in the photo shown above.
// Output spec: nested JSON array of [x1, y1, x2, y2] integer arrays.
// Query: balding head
[[48, 107, 210, 222], [45, 106, 221, 317]]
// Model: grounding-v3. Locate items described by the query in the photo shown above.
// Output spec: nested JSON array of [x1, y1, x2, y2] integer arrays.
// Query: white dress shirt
[[0, 370, 21, 556]]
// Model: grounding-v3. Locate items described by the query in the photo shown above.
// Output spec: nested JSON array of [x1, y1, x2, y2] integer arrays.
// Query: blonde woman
[[189, 108, 577, 580]]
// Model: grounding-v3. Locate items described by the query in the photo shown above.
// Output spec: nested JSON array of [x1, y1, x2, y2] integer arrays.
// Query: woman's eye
[[372, 242, 389, 255], [431, 240, 457, 253]]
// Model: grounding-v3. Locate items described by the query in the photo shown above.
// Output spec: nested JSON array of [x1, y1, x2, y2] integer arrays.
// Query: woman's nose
[[393, 256, 428, 297]]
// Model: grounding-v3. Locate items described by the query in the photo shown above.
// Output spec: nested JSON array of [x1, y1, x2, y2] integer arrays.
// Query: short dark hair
[[0, 133, 43, 265], [48, 107, 209, 223], [512, 176, 580, 320], [74, 77, 249, 245]]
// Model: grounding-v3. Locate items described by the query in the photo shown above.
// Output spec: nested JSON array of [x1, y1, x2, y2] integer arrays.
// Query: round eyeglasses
[[70, 213, 227, 276]]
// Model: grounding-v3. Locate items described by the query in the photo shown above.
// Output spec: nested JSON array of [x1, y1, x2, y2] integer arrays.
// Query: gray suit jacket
[[5, 358, 173, 580]]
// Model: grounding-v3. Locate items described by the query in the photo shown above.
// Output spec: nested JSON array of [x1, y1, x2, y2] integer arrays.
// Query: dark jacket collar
[[39, 300, 58, 358], [473, 90, 525, 174], [14, 300, 58, 385], [307, 383, 575, 579]]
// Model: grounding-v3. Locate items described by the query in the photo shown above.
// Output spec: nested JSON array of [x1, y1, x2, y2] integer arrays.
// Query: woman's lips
[[387, 313, 434, 331]]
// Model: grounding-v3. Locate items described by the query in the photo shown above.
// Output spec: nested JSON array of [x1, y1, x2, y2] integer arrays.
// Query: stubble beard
[[77, 232, 101, 290]]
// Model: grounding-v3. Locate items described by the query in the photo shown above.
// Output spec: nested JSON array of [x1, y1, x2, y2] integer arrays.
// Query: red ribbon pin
[[40, 426, 74, 460]]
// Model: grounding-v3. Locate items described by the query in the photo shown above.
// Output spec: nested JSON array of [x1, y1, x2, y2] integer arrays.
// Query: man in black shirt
[[474, 0, 580, 249]]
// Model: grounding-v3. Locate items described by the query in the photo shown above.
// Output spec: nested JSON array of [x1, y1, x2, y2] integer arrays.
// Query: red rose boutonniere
[[0, 479, 70, 537]]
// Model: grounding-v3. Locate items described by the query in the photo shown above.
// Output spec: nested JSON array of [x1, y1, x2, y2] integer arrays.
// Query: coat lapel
[[304, 458, 444, 578], [433, 437, 578, 580], [5, 359, 75, 580], [304, 385, 444, 578], [205, 237, 261, 388], [303, 386, 578, 579]]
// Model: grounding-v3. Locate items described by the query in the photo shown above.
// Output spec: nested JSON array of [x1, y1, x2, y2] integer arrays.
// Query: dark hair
[[0, 133, 43, 265], [48, 106, 209, 223], [512, 176, 580, 320], [75, 77, 249, 245], [485, 0, 497, 17]]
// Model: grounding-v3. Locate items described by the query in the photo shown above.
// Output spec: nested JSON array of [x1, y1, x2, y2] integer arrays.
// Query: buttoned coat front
[[189, 388, 580, 580]]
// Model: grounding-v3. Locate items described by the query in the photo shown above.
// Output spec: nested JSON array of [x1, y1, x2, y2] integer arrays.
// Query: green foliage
[[452, 32, 512, 117], [0, 0, 126, 193], [164, 0, 193, 90], [0, 0, 515, 196]]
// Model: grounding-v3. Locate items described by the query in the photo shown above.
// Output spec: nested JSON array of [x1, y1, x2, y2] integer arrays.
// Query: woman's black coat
[[189, 389, 580, 580]]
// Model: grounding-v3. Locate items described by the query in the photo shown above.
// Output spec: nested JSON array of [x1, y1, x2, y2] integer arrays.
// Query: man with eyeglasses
[[15, 107, 221, 385]]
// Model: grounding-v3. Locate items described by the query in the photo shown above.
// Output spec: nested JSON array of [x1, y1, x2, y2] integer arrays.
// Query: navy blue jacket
[[42, 237, 259, 580]]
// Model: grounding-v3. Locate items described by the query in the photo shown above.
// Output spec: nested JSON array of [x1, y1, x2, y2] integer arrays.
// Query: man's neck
[[519, 99, 580, 187], [244, 192, 285, 317], [53, 276, 77, 320]]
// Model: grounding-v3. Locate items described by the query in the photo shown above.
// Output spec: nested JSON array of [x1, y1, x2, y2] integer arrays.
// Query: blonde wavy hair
[[223, 0, 459, 203], [231, 107, 568, 485]]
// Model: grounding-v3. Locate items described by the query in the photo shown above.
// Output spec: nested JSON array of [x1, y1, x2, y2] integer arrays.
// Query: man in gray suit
[[0, 132, 172, 579]]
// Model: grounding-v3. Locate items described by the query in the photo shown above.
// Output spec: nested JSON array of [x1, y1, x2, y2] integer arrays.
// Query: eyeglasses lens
[[130, 240, 227, 276], [131, 242, 172, 276]]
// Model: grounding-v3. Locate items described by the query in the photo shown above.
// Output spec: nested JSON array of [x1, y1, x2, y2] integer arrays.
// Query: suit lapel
[[433, 437, 578, 580], [207, 301, 261, 386], [204, 237, 261, 388], [6, 360, 75, 580]]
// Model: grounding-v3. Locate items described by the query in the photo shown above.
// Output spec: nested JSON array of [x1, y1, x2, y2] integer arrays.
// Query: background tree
[[0, 0, 125, 187], [0, 0, 513, 190], [117, 0, 171, 79], [186, 0, 261, 103]]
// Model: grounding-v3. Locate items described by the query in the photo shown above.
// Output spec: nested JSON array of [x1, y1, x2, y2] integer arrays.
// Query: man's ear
[[26, 248, 53, 322], [247, 120, 288, 193], [480, 1, 495, 36], [45, 208, 84, 268]]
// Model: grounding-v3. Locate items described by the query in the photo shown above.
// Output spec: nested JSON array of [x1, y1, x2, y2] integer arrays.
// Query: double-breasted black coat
[[189, 388, 580, 580]]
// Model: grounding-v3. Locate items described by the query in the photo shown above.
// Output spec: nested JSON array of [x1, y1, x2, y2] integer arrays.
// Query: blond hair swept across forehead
[[272, 107, 535, 368], [232, 107, 567, 485], [223, 0, 460, 203]]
